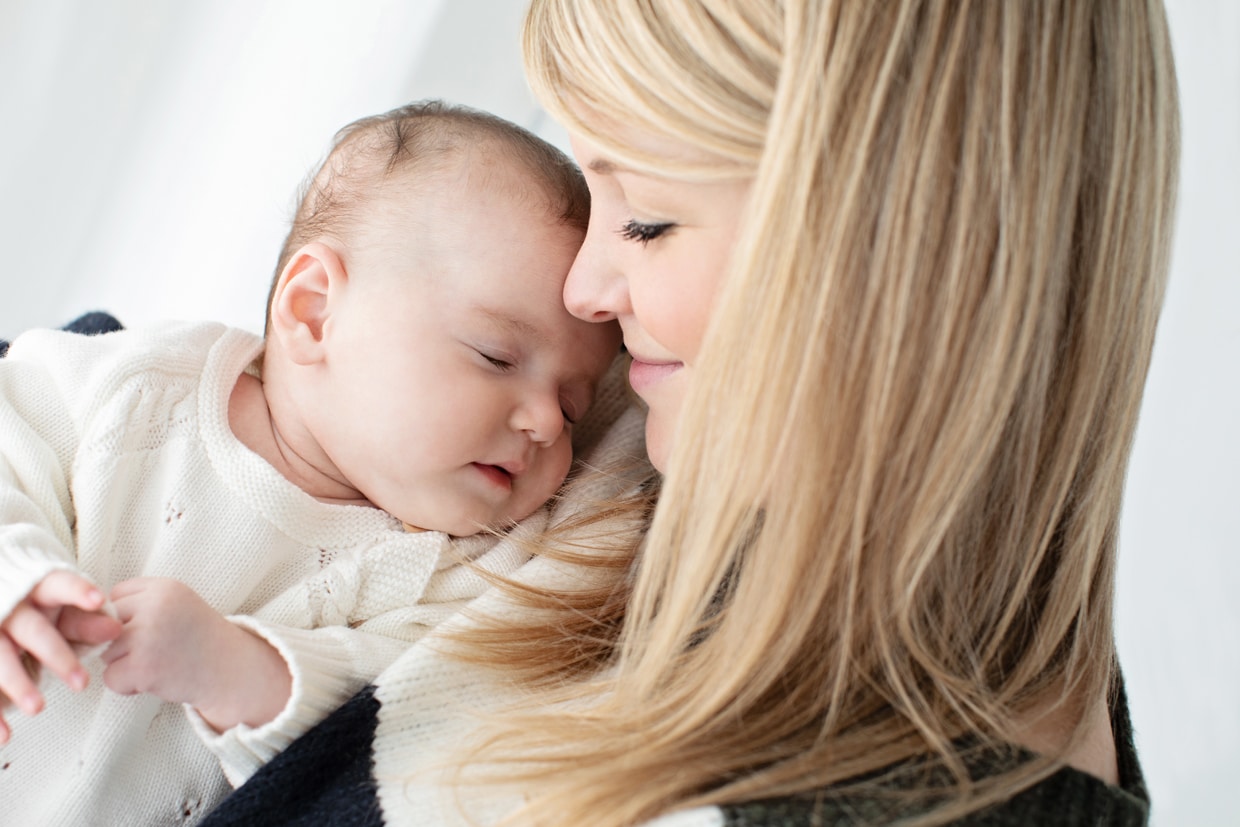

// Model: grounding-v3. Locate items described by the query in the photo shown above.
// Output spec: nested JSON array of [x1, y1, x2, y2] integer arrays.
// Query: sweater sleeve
[[197, 685, 385, 827], [190, 515, 539, 786], [187, 619, 413, 786], [0, 335, 92, 621]]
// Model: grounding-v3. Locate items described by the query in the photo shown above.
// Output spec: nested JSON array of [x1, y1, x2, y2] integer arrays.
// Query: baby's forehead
[[471, 303, 552, 346], [360, 155, 579, 233], [350, 135, 553, 196]]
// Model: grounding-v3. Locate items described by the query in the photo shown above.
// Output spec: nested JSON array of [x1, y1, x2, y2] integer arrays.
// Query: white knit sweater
[[337, 390, 727, 826], [0, 320, 539, 825]]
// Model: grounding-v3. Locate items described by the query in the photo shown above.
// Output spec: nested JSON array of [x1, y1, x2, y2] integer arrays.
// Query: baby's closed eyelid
[[476, 348, 516, 371]]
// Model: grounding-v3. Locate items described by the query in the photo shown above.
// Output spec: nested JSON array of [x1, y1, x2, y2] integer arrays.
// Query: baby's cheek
[[553, 440, 576, 487], [521, 443, 574, 517]]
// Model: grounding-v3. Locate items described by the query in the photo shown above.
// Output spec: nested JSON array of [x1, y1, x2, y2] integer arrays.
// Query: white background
[[1, 2, 1236, 824]]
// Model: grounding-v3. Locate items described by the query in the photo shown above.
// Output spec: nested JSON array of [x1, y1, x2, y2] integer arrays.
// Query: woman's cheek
[[633, 285, 711, 365]]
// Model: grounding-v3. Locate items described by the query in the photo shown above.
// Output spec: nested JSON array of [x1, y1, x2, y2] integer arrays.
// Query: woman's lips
[[628, 358, 682, 393]]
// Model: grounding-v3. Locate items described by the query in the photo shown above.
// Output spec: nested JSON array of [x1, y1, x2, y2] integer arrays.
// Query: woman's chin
[[632, 368, 687, 473], [643, 415, 674, 473]]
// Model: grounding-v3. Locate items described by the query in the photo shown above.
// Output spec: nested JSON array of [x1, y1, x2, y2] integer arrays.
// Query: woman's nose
[[563, 225, 629, 323], [511, 392, 565, 446]]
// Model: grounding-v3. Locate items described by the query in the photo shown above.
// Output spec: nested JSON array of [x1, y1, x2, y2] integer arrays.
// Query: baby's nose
[[512, 393, 565, 446]]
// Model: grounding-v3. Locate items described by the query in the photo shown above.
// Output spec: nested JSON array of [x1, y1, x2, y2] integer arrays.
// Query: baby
[[0, 101, 619, 824]]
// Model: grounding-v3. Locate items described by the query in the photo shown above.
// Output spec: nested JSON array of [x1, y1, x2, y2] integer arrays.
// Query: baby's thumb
[[30, 569, 105, 612]]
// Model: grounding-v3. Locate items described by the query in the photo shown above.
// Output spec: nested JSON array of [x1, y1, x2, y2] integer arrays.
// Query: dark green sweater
[[722, 681, 1148, 826]]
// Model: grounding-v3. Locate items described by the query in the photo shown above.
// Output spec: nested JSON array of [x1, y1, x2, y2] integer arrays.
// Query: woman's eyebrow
[[587, 158, 619, 175]]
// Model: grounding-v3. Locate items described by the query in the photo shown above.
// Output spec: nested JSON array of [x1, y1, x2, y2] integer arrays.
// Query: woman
[[204, 1, 1178, 824]]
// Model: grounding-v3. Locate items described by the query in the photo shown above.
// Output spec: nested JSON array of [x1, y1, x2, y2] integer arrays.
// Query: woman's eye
[[560, 401, 579, 426], [618, 219, 673, 245]]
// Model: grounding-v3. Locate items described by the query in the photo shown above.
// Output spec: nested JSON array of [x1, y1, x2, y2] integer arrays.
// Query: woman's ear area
[[268, 241, 347, 365]]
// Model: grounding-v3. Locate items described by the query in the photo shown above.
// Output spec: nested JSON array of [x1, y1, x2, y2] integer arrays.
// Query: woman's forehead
[[568, 127, 751, 186]]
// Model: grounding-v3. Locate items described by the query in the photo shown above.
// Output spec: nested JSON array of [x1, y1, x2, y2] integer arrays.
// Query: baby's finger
[[100, 630, 130, 666], [0, 633, 44, 717], [58, 607, 123, 647], [4, 607, 86, 692], [108, 578, 150, 603], [102, 654, 140, 696], [28, 570, 105, 613]]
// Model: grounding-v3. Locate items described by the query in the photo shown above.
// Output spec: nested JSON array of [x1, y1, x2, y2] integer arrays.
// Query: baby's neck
[[228, 371, 374, 508]]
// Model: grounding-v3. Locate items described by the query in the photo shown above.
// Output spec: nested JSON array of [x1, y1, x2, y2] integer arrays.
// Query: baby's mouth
[[472, 462, 514, 489]]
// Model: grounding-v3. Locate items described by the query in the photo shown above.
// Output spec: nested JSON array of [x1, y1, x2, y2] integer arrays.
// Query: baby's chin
[[390, 471, 566, 537], [400, 517, 485, 537], [401, 505, 547, 538]]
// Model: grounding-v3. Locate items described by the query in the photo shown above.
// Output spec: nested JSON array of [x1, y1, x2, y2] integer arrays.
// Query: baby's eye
[[479, 351, 515, 372], [618, 219, 673, 245]]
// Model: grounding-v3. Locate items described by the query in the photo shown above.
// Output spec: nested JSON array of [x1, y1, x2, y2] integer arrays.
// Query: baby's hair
[[264, 100, 589, 333]]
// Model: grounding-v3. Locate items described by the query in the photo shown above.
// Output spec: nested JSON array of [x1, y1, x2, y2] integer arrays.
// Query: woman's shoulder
[[714, 763, 1147, 826], [702, 682, 1149, 827]]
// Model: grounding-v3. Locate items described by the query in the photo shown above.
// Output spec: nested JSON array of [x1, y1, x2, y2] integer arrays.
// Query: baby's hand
[[102, 578, 235, 707], [0, 570, 121, 744], [103, 578, 290, 731]]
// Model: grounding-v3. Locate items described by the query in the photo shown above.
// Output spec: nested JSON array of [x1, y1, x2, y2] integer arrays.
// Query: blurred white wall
[[1115, 4, 1240, 826], [0, 2, 1236, 824], [0, 0, 551, 336]]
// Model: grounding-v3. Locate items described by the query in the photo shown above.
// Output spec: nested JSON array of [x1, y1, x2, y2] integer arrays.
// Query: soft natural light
[[1, 2, 1236, 824]]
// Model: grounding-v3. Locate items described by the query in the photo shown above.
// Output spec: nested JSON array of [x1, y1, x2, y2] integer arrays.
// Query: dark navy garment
[[0, 311, 124, 356], [201, 679, 1148, 826]]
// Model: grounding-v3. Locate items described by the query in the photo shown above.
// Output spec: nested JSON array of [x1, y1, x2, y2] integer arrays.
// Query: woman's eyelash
[[618, 219, 673, 245]]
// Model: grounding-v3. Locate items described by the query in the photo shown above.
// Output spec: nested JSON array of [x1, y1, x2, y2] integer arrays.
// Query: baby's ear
[[269, 242, 346, 365]]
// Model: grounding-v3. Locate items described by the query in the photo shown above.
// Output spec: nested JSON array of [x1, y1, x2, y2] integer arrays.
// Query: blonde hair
[[458, 2, 1178, 824]]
